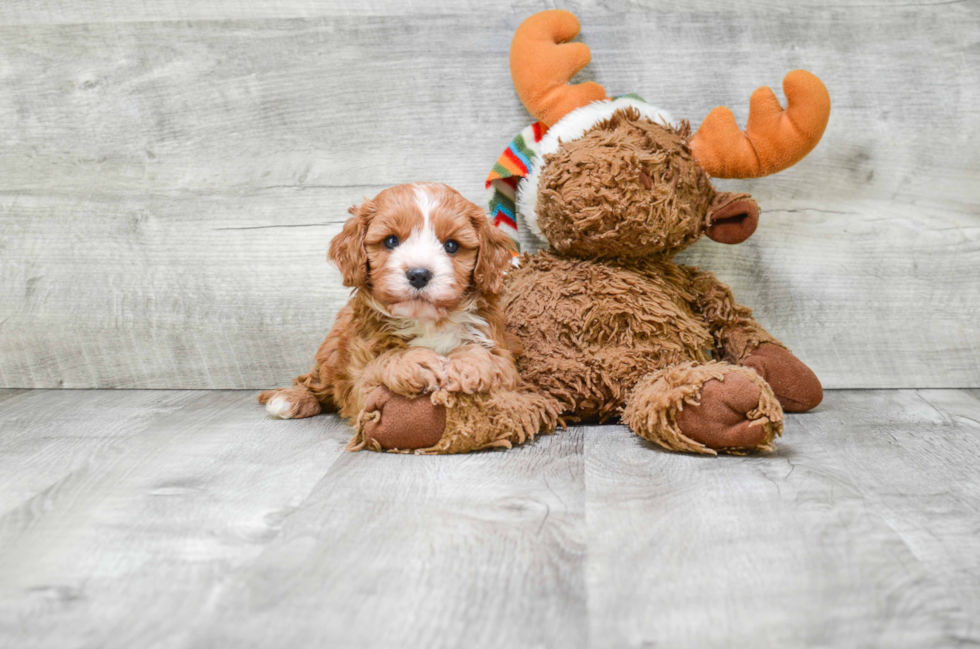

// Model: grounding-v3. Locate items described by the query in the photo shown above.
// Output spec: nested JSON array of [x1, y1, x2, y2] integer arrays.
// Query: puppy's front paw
[[442, 346, 520, 394], [360, 386, 446, 451], [379, 349, 448, 395], [259, 387, 322, 420], [266, 395, 295, 419]]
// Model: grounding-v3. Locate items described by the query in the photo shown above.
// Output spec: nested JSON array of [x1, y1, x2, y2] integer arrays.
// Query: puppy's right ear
[[329, 200, 375, 288]]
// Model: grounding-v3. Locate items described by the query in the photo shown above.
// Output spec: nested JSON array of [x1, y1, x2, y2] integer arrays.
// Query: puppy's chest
[[390, 316, 495, 355]]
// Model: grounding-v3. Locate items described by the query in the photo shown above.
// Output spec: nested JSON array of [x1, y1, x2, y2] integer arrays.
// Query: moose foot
[[743, 343, 823, 413], [355, 387, 447, 452], [623, 361, 783, 455]]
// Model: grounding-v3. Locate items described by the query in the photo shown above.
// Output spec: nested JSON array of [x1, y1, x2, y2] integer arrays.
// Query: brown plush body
[[500, 109, 824, 455], [492, 11, 830, 454], [504, 251, 818, 453]]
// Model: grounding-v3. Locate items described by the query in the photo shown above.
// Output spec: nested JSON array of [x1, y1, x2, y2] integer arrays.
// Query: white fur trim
[[517, 98, 674, 240]]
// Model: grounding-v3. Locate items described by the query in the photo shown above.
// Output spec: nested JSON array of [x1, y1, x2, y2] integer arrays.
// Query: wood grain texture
[[0, 389, 349, 648], [0, 0, 924, 25], [1, 388, 979, 647], [0, 191, 359, 389], [0, 389, 587, 649], [0, 4, 978, 389], [188, 422, 586, 649], [584, 389, 980, 648], [0, 389, 199, 516]]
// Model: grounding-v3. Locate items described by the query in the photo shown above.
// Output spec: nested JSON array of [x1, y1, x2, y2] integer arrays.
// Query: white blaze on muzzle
[[383, 185, 457, 303]]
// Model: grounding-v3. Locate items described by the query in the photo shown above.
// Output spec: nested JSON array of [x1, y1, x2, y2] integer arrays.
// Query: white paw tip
[[266, 396, 295, 419]]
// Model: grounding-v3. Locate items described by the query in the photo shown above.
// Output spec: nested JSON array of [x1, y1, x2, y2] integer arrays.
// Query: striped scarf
[[485, 121, 547, 251]]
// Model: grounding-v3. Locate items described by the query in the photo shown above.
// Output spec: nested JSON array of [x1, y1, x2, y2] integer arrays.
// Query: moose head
[[488, 10, 831, 260]]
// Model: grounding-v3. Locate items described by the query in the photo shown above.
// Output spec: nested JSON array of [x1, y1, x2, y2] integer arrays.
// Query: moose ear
[[704, 192, 759, 245], [328, 200, 375, 287]]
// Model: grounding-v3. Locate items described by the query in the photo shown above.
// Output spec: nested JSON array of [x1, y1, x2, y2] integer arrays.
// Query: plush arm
[[688, 269, 784, 364], [688, 268, 823, 412]]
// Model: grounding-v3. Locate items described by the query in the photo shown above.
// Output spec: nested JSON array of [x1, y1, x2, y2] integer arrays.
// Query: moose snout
[[406, 267, 432, 289]]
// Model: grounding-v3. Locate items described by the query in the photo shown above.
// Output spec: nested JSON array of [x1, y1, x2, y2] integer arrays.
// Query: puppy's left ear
[[329, 200, 376, 288], [469, 204, 516, 295]]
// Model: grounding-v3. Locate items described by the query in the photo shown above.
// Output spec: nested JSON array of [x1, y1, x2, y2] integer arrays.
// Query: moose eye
[[444, 240, 459, 254], [383, 235, 400, 249]]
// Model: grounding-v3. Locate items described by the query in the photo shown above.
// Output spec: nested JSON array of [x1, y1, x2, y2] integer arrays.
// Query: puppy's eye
[[383, 235, 400, 249], [443, 240, 459, 254]]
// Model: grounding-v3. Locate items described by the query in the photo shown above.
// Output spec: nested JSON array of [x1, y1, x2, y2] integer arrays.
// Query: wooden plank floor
[[1, 388, 979, 648]]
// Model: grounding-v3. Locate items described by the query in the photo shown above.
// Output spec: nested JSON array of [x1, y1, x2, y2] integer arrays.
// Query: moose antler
[[690, 70, 831, 179], [510, 10, 607, 127]]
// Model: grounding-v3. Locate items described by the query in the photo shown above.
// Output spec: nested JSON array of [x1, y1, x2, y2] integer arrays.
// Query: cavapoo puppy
[[259, 183, 558, 454]]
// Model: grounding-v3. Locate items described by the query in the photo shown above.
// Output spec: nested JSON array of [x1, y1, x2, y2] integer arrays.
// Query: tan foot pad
[[362, 386, 446, 451], [744, 343, 823, 413], [676, 373, 770, 449]]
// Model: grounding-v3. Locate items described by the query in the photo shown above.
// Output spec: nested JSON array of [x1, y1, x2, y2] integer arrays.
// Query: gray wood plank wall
[[1, 1, 978, 389]]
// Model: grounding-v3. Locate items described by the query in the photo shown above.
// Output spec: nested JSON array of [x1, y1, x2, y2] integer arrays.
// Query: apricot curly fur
[[260, 183, 559, 454]]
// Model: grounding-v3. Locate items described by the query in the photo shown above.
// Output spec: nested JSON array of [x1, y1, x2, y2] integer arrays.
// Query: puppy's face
[[329, 183, 514, 322]]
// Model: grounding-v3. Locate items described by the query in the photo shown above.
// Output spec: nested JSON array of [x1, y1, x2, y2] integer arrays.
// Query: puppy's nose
[[406, 268, 432, 289]]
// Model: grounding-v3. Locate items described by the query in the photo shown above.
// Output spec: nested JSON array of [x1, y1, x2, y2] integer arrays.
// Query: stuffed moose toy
[[486, 10, 830, 454]]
